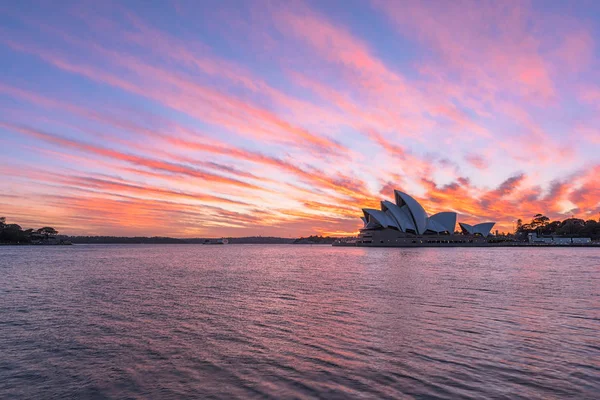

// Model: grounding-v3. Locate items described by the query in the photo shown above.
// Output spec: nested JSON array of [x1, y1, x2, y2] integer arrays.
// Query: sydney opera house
[[357, 190, 496, 246]]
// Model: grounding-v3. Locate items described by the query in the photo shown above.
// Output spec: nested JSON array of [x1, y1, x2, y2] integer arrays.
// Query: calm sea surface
[[1, 245, 599, 399]]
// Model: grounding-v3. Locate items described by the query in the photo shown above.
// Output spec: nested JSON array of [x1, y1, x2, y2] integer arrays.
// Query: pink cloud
[[372, 0, 562, 103], [464, 154, 488, 170], [1, 1, 598, 237]]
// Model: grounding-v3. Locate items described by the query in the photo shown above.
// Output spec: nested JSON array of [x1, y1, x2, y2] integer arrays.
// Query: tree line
[[0, 217, 59, 244], [3, 214, 598, 244], [515, 214, 600, 240], [293, 235, 337, 244]]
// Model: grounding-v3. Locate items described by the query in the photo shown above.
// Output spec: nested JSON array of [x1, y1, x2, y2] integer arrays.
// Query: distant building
[[528, 233, 591, 245], [573, 237, 592, 244]]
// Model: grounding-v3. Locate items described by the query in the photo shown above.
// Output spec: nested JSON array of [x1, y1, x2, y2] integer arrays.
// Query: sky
[[0, 0, 599, 237]]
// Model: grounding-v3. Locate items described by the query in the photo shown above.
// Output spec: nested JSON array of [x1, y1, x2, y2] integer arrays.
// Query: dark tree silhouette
[[1, 223, 26, 243], [515, 214, 599, 241], [37, 227, 58, 238], [516, 218, 523, 232], [0, 218, 59, 244], [531, 214, 549, 228]]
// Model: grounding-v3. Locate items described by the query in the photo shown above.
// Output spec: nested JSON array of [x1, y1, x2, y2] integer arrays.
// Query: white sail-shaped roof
[[381, 200, 416, 232], [459, 222, 495, 237], [426, 218, 448, 233], [459, 223, 474, 234], [394, 190, 428, 234], [362, 208, 396, 229], [429, 212, 457, 233], [473, 222, 495, 237], [380, 201, 401, 230], [383, 210, 400, 229], [398, 205, 416, 232]]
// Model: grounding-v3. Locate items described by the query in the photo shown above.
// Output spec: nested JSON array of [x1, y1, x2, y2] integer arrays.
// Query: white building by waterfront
[[357, 189, 496, 246]]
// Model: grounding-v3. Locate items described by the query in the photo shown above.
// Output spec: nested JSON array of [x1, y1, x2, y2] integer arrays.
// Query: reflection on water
[[1, 245, 599, 399]]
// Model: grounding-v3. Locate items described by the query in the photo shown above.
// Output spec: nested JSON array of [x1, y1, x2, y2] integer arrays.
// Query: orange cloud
[[1, 1, 598, 237]]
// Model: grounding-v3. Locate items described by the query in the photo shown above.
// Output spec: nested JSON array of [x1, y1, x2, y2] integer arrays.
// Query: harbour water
[[1, 245, 599, 399]]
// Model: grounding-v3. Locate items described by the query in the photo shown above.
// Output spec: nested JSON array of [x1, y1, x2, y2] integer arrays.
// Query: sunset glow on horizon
[[1, 0, 599, 237]]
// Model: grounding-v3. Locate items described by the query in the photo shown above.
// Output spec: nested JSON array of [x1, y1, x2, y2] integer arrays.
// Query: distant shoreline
[[334, 242, 600, 248], [35, 235, 341, 245], [2, 241, 599, 248]]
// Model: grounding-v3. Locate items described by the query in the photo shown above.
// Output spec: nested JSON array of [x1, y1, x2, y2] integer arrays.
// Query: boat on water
[[202, 238, 229, 245]]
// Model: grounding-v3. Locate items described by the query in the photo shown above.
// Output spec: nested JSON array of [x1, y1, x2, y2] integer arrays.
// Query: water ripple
[[1, 244, 599, 399]]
